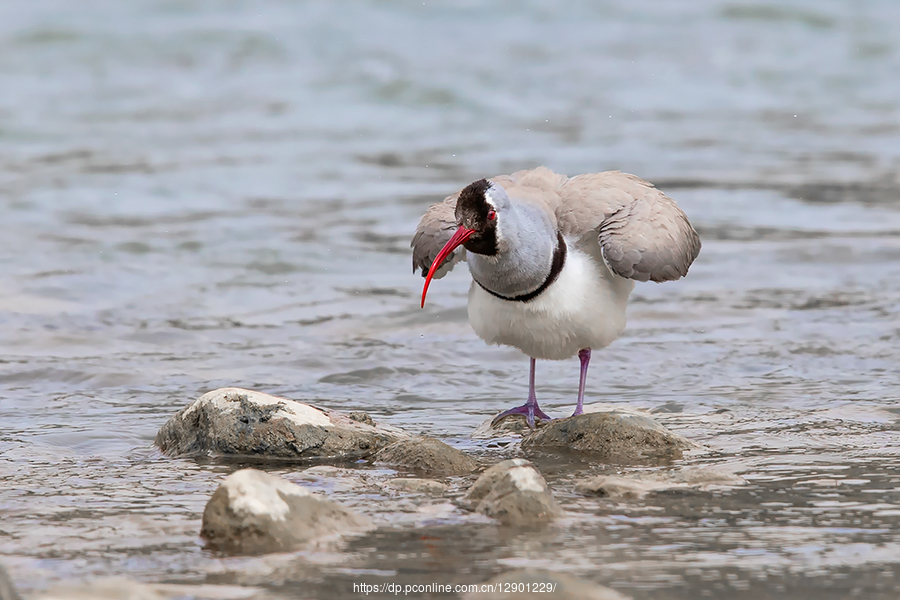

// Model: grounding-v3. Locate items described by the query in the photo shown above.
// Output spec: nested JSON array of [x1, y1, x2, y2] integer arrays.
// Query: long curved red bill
[[421, 227, 474, 308]]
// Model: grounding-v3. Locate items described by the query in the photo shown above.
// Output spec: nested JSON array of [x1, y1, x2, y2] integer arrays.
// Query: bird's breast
[[467, 241, 635, 360]]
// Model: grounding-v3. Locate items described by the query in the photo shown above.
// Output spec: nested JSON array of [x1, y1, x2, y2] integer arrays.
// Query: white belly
[[467, 242, 635, 360]]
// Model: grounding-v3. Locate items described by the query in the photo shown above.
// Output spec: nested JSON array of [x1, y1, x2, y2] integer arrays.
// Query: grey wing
[[411, 192, 466, 279], [598, 194, 701, 282], [560, 172, 701, 283]]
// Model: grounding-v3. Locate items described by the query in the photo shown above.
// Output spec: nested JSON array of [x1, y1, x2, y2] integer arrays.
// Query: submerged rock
[[576, 467, 744, 499], [385, 478, 448, 494], [201, 468, 370, 555], [522, 411, 695, 460], [294, 465, 374, 494], [463, 570, 632, 600], [375, 437, 477, 476], [0, 564, 21, 600], [459, 459, 561, 526], [297, 465, 346, 478], [156, 387, 407, 460]]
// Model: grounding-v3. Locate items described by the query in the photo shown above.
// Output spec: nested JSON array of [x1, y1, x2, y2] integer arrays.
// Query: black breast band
[[474, 232, 567, 303]]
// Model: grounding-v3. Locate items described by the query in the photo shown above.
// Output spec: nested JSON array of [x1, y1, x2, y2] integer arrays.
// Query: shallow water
[[2, 0, 900, 598]]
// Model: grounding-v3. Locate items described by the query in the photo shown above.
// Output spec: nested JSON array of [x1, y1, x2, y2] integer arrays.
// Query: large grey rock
[[0, 564, 20, 600], [375, 437, 477, 476], [463, 570, 632, 600], [459, 459, 561, 526], [522, 411, 695, 460], [156, 387, 407, 460], [576, 467, 744, 499], [200, 468, 370, 555]]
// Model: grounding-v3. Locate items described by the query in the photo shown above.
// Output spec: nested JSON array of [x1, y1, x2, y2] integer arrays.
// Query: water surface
[[2, 1, 900, 598]]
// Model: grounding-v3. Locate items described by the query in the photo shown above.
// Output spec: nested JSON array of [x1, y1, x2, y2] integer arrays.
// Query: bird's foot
[[491, 403, 553, 430]]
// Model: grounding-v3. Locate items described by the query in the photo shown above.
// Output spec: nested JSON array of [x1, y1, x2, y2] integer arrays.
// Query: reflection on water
[[2, 0, 900, 598]]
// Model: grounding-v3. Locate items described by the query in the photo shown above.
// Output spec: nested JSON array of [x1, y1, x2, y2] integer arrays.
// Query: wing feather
[[559, 171, 701, 282], [411, 192, 463, 279]]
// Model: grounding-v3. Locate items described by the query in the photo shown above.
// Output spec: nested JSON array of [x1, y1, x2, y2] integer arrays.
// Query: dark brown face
[[420, 179, 501, 308], [455, 179, 498, 256]]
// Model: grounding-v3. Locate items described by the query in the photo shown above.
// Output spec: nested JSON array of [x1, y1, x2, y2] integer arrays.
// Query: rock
[[34, 578, 166, 600], [375, 437, 477, 476], [472, 412, 549, 439], [348, 411, 375, 426], [297, 465, 345, 478], [294, 465, 371, 493], [200, 468, 370, 554], [575, 467, 744, 499], [0, 564, 21, 600], [459, 459, 561, 526], [385, 478, 448, 493], [522, 411, 695, 460], [156, 387, 407, 460], [462, 570, 632, 600], [575, 476, 650, 500]]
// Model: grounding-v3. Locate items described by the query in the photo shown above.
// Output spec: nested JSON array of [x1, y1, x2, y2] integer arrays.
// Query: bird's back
[[412, 167, 700, 284]]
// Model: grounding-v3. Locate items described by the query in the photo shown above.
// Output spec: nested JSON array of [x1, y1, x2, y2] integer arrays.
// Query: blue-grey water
[[2, 1, 900, 598]]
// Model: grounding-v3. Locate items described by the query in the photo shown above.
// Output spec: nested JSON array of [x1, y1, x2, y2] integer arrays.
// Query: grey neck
[[467, 202, 560, 299]]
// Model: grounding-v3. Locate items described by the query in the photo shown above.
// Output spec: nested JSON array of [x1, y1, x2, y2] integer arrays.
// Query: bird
[[411, 167, 701, 429]]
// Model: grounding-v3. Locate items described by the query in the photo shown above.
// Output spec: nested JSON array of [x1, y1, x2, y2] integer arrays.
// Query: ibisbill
[[412, 167, 701, 429]]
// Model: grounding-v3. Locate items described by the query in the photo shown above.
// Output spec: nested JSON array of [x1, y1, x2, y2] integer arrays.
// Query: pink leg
[[491, 358, 552, 429], [572, 348, 591, 417]]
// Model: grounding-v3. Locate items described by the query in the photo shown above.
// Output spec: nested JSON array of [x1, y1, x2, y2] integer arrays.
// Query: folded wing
[[411, 192, 464, 279], [558, 171, 701, 282]]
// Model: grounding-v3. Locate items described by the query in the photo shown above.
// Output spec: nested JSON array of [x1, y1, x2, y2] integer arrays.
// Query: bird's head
[[420, 179, 509, 307], [453, 178, 509, 255]]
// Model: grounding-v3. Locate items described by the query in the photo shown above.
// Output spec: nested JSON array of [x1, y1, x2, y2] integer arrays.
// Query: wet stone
[[295, 465, 372, 493], [200, 468, 370, 555], [348, 411, 375, 426], [375, 437, 477, 476], [522, 411, 696, 460], [472, 412, 549, 438], [297, 465, 345, 478], [385, 478, 448, 494], [575, 467, 744, 499], [155, 387, 407, 460], [459, 459, 561, 526], [463, 570, 632, 600]]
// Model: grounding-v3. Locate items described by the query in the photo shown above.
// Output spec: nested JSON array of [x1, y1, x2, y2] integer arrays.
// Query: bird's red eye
[[487, 210, 496, 221]]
